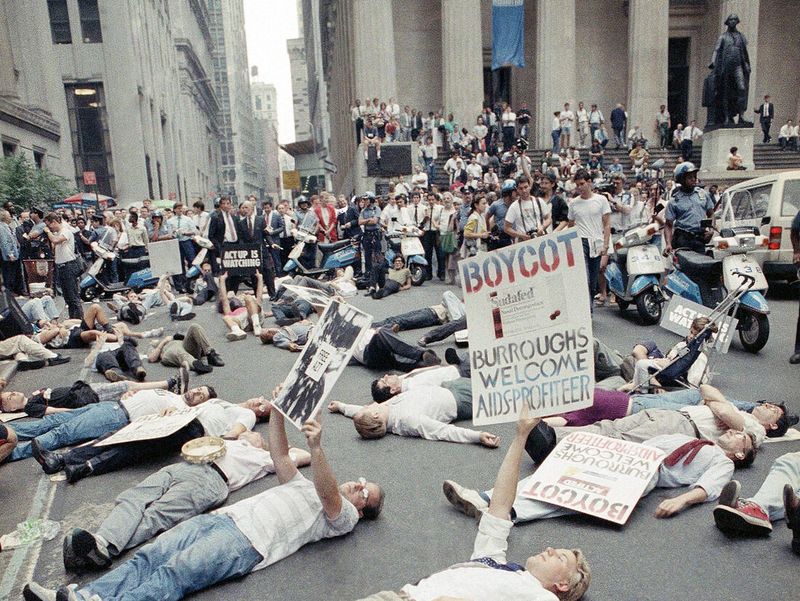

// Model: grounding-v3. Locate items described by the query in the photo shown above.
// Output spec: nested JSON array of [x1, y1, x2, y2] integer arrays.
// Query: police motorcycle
[[283, 206, 361, 278], [183, 235, 214, 292], [385, 223, 427, 287], [605, 222, 666, 324], [662, 161, 770, 353]]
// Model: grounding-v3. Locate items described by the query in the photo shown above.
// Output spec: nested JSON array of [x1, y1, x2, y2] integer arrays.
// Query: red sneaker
[[714, 499, 773, 536]]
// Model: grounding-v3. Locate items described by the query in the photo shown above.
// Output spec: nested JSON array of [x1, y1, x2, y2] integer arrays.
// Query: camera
[[594, 180, 616, 194], [515, 137, 529, 152]]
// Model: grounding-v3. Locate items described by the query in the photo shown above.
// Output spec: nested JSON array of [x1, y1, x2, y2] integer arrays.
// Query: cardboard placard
[[520, 432, 665, 525], [222, 244, 262, 277], [147, 239, 182, 277], [272, 300, 372, 429], [282, 284, 334, 309], [94, 407, 199, 446], [659, 296, 737, 353], [460, 228, 594, 425]]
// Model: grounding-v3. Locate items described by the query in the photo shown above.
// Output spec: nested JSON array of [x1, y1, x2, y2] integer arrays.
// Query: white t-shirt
[[401, 365, 460, 391], [216, 472, 359, 571], [196, 399, 256, 436], [53, 227, 77, 264], [506, 198, 545, 236], [380, 205, 404, 234], [502, 111, 517, 127], [577, 108, 589, 124], [120, 389, 186, 421], [680, 404, 766, 447], [560, 110, 575, 128], [352, 328, 375, 364], [780, 124, 793, 138], [214, 438, 278, 492], [568, 193, 611, 256]]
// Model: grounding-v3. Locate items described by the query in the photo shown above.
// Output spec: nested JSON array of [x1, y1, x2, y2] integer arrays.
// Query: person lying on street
[[370, 363, 468, 402], [24, 405, 385, 601], [444, 430, 751, 525], [6, 385, 215, 462], [107, 275, 194, 324], [147, 324, 224, 374], [350, 326, 441, 372], [82, 333, 154, 382], [0, 333, 71, 370], [329, 378, 500, 447], [541, 385, 795, 441], [217, 270, 264, 340], [713, 451, 800, 556], [522, 384, 766, 466], [33, 393, 270, 483], [372, 289, 465, 333], [62, 430, 312, 570], [259, 319, 314, 352], [355, 407, 590, 601]]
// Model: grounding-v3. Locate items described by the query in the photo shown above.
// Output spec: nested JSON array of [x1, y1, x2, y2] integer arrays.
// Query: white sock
[[251, 314, 261, 335], [231, 325, 245, 336]]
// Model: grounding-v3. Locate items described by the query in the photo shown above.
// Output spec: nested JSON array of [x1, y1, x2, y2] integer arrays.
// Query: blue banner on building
[[492, 0, 525, 70]]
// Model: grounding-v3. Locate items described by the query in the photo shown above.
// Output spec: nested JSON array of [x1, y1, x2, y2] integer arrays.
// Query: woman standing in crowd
[[462, 193, 489, 257]]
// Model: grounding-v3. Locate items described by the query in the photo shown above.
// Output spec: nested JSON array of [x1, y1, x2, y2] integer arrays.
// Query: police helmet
[[673, 161, 699, 186]]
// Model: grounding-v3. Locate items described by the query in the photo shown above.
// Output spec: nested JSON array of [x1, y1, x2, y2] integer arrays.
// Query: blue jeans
[[80, 514, 263, 601], [424, 156, 436, 182], [9, 402, 128, 460], [373, 307, 441, 331], [630, 388, 756, 413], [551, 129, 561, 154]]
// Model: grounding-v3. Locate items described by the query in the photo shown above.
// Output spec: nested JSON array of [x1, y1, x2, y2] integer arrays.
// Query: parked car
[[716, 170, 800, 282]]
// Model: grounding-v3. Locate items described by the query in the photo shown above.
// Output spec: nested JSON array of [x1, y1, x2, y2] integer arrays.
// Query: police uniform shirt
[[665, 188, 714, 234], [360, 205, 381, 231]]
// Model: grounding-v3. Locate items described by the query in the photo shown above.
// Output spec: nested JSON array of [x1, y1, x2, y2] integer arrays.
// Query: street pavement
[[1, 278, 798, 601]]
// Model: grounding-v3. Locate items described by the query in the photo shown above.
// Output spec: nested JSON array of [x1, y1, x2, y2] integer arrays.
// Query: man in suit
[[754, 95, 775, 143], [235, 199, 276, 298], [208, 196, 238, 275]]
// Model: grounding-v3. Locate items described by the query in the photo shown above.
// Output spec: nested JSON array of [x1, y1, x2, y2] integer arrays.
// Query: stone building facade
[[317, 0, 800, 194]]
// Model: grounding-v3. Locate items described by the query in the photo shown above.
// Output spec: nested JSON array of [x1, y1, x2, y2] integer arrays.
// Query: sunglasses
[[358, 477, 370, 500]]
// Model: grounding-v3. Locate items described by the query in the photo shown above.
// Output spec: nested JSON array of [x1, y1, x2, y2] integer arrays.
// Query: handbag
[[440, 231, 457, 254]]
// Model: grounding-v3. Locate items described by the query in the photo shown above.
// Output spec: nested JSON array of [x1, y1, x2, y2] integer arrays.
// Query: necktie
[[663, 439, 714, 466], [473, 557, 525, 572], [249, 217, 254, 238], [226, 212, 237, 242], [414, 206, 418, 225]]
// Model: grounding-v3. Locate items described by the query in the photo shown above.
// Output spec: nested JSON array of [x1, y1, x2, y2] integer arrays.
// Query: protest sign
[[520, 432, 665, 525], [272, 300, 372, 429], [95, 407, 199, 446], [460, 228, 594, 425], [659, 295, 737, 353], [148, 239, 182, 277], [282, 284, 334, 309], [222, 244, 262, 277]]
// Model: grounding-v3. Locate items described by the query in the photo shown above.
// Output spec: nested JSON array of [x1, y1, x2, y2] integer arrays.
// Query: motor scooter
[[665, 221, 770, 353], [385, 225, 427, 286], [605, 222, 666, 324], [283, 221, 361, 278]]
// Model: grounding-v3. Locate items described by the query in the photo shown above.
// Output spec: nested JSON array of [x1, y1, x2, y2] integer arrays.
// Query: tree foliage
[[0, 154, 75, 210]]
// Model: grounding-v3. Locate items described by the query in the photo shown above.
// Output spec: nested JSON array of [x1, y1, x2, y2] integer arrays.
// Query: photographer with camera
[[594, 173, 638, 306], [486, 181, 516, 251], [503, 175, 551, 243]]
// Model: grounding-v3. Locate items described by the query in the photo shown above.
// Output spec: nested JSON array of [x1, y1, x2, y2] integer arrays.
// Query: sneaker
[[713, 498, 772, 536], [390, 323, 401, 333], [226, 330, 246, 342], [718, 480, 741, 508], [444, 348, 462, 366], [146, 327, 164, 338], [207, 350, 224, 367], [22, 582, 56, 601], [443, 480, 488, 521], [783, 484, 800, 555], [104, 368, 130, 383], [417, 337, 428, 348], [63, 528, 111, 571], [174, 312, 196, 322]]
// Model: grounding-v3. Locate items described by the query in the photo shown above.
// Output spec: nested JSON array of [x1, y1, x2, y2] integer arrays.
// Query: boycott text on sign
[[222, 243, 262, 277], [659, 295, 737, 353], [460, 228, 594, 425], [520, 432, 665, 525]]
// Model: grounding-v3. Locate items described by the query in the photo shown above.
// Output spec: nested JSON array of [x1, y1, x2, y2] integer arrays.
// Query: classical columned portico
[[535, 0, 575, 148], [627, 0, 669, 140], [442, 0, 483, 132], [352, 0, 397, 102], [718, 0, 759, 116]]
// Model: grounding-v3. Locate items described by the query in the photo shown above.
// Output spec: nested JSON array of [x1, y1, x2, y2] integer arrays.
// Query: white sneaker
[[442, 480, 488, 521], [251, 315, 261, 336], [226, 328, 246, 342]]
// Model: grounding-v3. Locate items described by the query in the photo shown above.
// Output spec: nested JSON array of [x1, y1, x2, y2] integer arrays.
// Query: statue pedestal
[[700, 127, 755, 174]]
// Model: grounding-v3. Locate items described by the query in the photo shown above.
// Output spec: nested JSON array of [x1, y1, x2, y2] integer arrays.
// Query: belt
[[118, 402, 131, 422], [210, 462, 229, 484], [679, 411, 702, 438], [56, 258, 78, 267]]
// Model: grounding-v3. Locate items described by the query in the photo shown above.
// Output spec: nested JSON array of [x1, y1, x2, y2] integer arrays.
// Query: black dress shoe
[[207, 350, 225, 367], [524, 422, 558, 464], [31, 440, 65, 475], [65, 462, 93, 484], [790, 352, 800, 365], [191, 359, 213, 374], [17, 359, 47, 371], [172, 332, 185, 341], [47, 355, 71, 367], [444, 348, 463, 366], [63, 527, 111, 571]]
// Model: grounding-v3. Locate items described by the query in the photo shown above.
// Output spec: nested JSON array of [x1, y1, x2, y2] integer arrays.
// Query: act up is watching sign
[[460, 228, 594, 426]]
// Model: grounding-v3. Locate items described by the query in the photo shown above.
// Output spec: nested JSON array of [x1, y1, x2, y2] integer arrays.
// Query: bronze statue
[[703, 14, 753, 128]]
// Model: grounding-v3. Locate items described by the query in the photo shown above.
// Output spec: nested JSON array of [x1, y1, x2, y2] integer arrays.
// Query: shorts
[[636, 340, 664, 359], [230, 307, 249, 329], [66, 321, 91, 349], [561, 125, 572, 134]]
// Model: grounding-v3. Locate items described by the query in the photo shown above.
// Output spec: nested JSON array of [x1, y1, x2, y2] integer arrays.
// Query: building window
[[33, 149, 45, 169], [47, 0, 72, 44], [145, 155, 154, 199], [77, 0, 102, 43], [65, 83, 115, 195], [2, 141, 17, 157], [255, 96, 262, 111]]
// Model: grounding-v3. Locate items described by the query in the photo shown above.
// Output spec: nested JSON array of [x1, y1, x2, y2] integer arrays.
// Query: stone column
[[0, 1, 17, 98], [627, 0, 669, 144], [442, 0, 483, 132], [719, 0, 759, 117], [352, 0, 397, 102], [535, 0, 575, 148]]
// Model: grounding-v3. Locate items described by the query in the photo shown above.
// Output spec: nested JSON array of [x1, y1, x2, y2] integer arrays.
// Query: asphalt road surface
[[1, 278, 798, 601]]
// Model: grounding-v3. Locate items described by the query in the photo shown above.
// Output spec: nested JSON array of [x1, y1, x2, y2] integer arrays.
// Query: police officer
[[358, 192, 382, 284], [664, 162, 714, 254], [293, 196, 318, 269]]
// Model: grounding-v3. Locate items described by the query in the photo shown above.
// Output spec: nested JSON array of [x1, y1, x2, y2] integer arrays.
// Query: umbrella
[[151, 199, 174, 209], [58, 192, 116, 210]]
